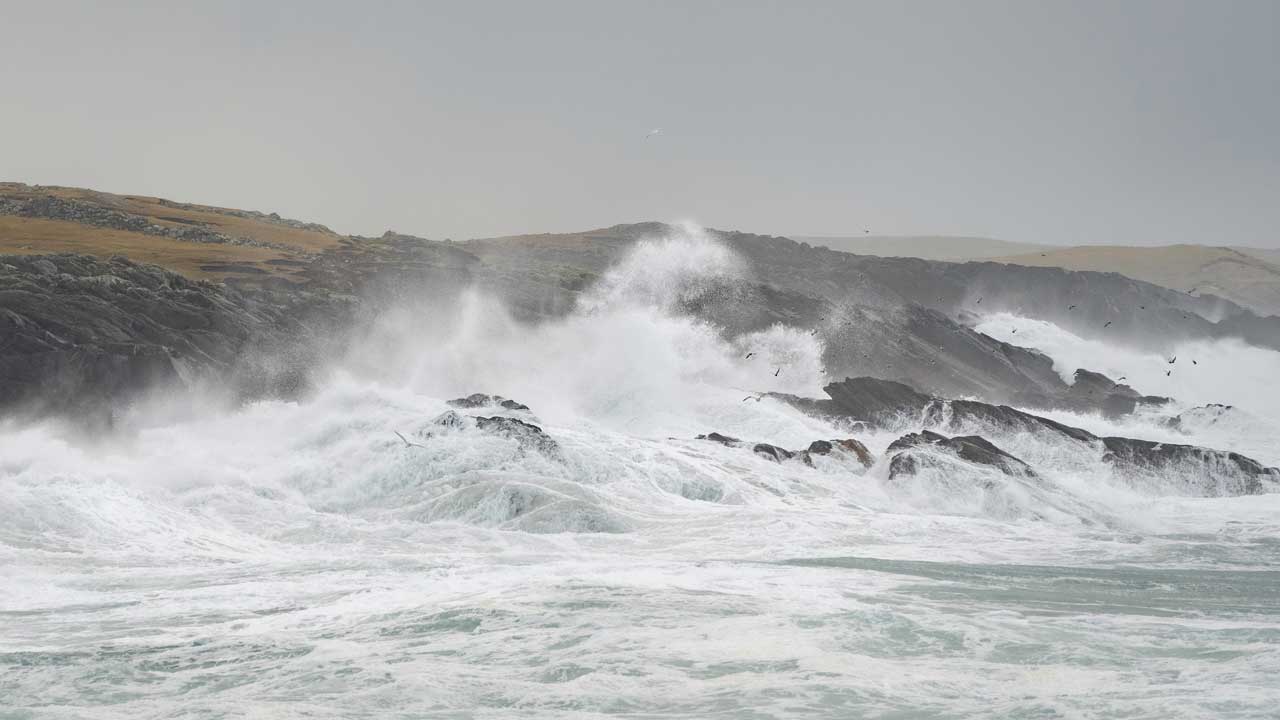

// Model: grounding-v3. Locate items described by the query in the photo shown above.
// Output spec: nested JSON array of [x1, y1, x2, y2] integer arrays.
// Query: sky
[[3, 1, 1278, 247]]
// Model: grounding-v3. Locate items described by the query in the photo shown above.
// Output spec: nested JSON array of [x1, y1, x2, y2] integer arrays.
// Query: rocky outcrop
[[474, 416, 560, 455], [807, 438, 875, 468], [1061, 369, 1169, 418], [886, 430, 1037, 480], [1100, 437, 1277, 495], [777, 377, 1279, 497], [446, 394, 531, 412], [0, 253, 326, 422], [428, 409, 560, 455], [695, 432, 875, 470]]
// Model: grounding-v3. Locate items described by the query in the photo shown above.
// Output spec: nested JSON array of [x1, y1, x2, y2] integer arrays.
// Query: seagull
[[1117, 376, 1127, 381], [1167, 356, 1177, 364], [1166, 370, 1172, 377], [1192, 359, 1197, 365], [1104, 321, 1113, 327], [774, 367, 781, 377], [1140, 306, 1146, 310], [394, 431, 423, 449], [1012, 329, 1018, 334], [745, 352, 755, 359], [1068, 304, 1077, 310], [864, 229, 870, 234], [644, 128, 662, 140], [742, 394, 763, 402]]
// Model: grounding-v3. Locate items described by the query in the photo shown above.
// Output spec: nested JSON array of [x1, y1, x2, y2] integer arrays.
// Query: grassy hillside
[[996, 244, 1280, 315], [0, 183, 342, 281]]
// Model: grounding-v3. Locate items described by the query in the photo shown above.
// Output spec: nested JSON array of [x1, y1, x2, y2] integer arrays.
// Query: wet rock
[[0, 253, 321, 420], [474, 415, 560, 455], [1100, 437, 1278, 496], [446, 393, 531, 412], [1061, 369, 1169, 418], [431, 410, 470, 429], [695, 432, 742, 446], [887, 430, 1038, 480], [752, 443, 797, 463], [807, 438, 874, 468], [782, 377, 1279, 497]]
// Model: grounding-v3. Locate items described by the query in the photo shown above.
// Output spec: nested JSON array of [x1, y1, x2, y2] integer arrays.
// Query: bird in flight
[[1192, 359, 1198, 365], [1068, 304, 1077, 310], [1103, 321, 1113, 327], [644, 128, 662, 140], [745, 352, 755, 359], [1167, 356, 1177, 364], [1116, 376, 1127, 381], [976, 297, 983, 304], [1166, 370, 1172, 377], [742, 394, 762, 402], [1012, 329, 1018, 334], [774, 368, 781, 377]]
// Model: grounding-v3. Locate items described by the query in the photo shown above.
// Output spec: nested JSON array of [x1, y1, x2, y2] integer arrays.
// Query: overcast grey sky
[[3, 1, 1278, 246]]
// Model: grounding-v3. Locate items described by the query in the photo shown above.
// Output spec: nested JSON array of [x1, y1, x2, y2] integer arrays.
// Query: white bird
[[644, 128, 662, 140]]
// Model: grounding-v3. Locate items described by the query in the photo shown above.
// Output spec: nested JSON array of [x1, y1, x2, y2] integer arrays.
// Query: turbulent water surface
[[4, 231, 1280, 718]]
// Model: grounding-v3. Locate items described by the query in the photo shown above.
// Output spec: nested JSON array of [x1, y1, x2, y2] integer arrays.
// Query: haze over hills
[[794, 235, 1053, 261], [795, 232, 1280, 316], [996, 244, 1280, 316]]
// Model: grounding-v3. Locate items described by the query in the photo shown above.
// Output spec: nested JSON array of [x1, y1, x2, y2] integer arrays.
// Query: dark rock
[[1100, 437, 1278, 496], [887, 430, 1038, 479], [0, 253, 324, 419], [695, 432, 742, 446], [445, 393, 531, 412], [474, 416, 560, 455], [780, 377, 1278, 497], [807, 438, 874, 468], [751, 443, 796, 462], [1061, 369, 1170, 418]]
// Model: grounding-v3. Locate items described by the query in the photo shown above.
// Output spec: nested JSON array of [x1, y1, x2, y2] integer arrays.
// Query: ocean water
[[3, 228, 1279, 719]]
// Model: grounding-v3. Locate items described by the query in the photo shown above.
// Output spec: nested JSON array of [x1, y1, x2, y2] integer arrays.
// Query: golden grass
[[0, 216, 292, 281], [1, 183, 342, 253]]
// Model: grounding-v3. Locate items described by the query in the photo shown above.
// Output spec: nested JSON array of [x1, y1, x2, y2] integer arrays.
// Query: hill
[[0, 183, 343, 282], [996, 244, 1280, 316], [793, 235, 1052, 261]]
